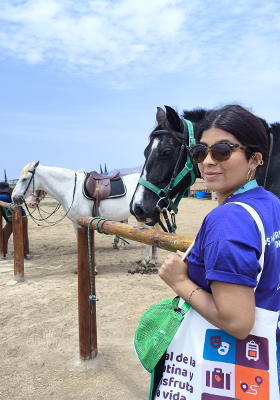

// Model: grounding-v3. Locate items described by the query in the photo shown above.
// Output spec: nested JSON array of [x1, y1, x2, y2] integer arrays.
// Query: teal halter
[[137, 119, 197, 227]]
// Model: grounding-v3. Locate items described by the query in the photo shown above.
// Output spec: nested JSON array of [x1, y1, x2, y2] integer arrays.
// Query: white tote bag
[[155, 203, 279, 400]]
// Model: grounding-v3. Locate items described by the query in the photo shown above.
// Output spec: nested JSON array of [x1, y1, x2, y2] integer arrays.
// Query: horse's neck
[[36, 166, 76, 207]]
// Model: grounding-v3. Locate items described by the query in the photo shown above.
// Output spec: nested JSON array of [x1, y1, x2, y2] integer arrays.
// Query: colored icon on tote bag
[[235, 334, 269, 370], [203, 330, 236, 364], [235, 365, 269, 399]]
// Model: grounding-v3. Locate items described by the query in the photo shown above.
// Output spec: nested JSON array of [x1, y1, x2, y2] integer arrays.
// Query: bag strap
[[228, 201, 266, 287]]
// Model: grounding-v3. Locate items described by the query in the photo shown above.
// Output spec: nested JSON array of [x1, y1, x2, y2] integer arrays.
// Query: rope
[[87, 218, 100, 312], [8, 203, 15, 213], [89, 217, 130, 244], [86, 217, 130, 309]]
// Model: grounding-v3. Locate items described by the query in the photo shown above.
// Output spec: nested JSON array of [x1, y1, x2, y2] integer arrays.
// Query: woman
[[0, 181, 29, 259], [157, 105, 280, 396]]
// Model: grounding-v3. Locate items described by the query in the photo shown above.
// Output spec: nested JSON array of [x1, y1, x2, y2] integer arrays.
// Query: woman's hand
[[158, 250, 190, 293]]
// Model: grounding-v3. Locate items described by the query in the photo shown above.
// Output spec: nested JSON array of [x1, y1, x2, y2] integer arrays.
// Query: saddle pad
[[82, 173, 127, 200], [109, 178, 127, 198]]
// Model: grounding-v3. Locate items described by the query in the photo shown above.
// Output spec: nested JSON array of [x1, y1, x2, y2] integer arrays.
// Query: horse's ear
[[34, 161, 40, 169], [165, 105, 183, 132], [156, 107, 166, 124]]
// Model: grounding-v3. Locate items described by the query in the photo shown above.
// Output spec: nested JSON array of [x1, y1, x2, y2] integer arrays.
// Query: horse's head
[[130, 106, 203, 227], [26, 190, 47, 208], [12, 161, 40, 204]]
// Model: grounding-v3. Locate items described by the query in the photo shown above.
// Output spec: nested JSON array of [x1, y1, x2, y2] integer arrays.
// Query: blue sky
[[1, 0, 280, 180]]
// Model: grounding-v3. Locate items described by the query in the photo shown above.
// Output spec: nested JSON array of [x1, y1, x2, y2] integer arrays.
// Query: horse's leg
[[113, 235, 120, 249], [149, 245, 158, 268], [114, 219, 129, 250], [140, 245, 150, 267]]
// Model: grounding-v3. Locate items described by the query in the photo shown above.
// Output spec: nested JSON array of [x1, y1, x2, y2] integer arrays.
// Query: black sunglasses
[[190, 142, 248, 163]]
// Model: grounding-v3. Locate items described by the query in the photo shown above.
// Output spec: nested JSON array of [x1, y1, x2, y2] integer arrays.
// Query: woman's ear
[[250, 152, 263, 171]]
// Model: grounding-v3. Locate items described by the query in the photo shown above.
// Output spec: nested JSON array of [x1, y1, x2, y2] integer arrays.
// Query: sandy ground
[[0, 197, 218, 400]]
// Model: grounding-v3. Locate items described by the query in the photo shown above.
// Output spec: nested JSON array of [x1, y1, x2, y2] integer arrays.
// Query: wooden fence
[[76, 217, 194, 360]]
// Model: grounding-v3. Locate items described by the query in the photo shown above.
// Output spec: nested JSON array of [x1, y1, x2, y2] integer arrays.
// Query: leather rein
[[138, 119, 199, 233], [22, 168, 77, 227]]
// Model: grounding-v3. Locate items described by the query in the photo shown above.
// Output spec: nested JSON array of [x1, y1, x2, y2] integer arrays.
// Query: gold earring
[[246, 169, 253, 182], [259, 160, 264, 165]]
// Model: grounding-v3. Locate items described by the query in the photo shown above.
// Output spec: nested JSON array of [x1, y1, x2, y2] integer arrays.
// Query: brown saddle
[[84, 171, 121, 216]]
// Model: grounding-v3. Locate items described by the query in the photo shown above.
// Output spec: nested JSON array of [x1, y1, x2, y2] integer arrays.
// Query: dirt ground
[[0, 197, 218, 400]]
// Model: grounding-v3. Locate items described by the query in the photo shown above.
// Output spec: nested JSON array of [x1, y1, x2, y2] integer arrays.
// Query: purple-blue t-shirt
[[188, 187, 280, 340]]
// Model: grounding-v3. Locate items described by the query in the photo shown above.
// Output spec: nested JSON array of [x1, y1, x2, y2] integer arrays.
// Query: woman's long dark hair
[[197, 105, 269, 162]]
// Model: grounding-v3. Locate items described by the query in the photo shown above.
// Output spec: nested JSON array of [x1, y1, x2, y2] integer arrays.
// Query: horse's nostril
[[134, 206, 145, 219]]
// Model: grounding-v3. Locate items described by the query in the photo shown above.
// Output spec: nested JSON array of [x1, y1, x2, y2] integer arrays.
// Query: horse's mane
[[20, 163, 80, 179], [20, 163, 33, 179], [182, 108, 208, 123], [271, 122, 280, 134], [258, 117, 270, 135]]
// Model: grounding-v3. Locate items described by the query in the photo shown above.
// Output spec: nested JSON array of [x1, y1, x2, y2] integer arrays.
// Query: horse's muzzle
[[12, 195, 24, 205], [131, 205, 159, 226]]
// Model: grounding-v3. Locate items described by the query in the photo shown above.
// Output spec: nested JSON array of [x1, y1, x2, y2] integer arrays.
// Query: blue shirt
[[0, 194, 26, 221], [188, 186, 280, 341]]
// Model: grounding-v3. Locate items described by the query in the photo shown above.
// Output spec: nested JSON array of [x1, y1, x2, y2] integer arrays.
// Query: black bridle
[[23, 169, 36, 197], [138, 119, 199, 233], [21, 168, 78, 227]]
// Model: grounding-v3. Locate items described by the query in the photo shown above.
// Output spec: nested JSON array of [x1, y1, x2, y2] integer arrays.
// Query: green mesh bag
[[134, 297, 190, 373]]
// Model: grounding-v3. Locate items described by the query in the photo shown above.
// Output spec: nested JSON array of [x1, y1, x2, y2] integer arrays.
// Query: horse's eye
[[162, 150, 172, 157]]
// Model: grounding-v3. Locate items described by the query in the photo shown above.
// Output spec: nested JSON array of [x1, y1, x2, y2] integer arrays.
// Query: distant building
[[9, 179, 19, 185]]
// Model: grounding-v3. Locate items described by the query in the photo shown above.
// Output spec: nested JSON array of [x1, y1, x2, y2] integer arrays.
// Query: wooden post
[[0, 207, 3, 255], [12, 205, 24, 281], [77, 226, 97, 360], [77, 216, 194, 253], [0, 201, 17, 256]]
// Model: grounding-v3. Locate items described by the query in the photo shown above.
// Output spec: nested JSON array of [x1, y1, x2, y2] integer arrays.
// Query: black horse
[[130, 105, 280, 227]]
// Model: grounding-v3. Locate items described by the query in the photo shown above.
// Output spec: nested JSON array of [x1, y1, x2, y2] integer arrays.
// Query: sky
[[0, 0, 280, 180]]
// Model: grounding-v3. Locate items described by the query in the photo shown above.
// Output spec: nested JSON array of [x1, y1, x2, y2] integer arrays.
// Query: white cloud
[[0, 0, 279, 87]]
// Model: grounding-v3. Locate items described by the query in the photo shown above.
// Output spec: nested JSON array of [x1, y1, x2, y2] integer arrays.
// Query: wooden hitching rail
[[76, 217, 194, 360]]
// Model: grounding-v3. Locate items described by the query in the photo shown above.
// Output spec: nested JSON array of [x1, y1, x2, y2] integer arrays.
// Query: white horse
[[13, 162, 158, 271]]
